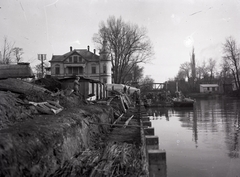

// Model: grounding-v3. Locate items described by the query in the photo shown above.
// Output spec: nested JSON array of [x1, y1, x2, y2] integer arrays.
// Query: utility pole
[[38, 54, 46, 78]]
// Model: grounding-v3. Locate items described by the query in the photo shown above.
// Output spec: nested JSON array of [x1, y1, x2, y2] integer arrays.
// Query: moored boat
[[172, 97, 195, 107], [172, 91, 195, 107]]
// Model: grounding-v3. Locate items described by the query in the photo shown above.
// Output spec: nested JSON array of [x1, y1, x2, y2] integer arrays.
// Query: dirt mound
[[0, 98, 114, 177], [0, 91, 36, 129]]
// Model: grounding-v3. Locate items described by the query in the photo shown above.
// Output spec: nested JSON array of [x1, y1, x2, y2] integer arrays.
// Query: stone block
[[142, 121, 151, 127], [145, 135, 158, 145], [144, 127, 154, 135]]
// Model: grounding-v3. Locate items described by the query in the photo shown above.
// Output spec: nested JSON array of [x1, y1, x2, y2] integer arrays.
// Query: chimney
[[87, 45, 90, 51], [94, 49, 96, 54], [70, 46, 72, 51]]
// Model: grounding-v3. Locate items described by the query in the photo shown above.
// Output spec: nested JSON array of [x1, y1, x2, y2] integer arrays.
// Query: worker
[[73, 77, 80, 95]]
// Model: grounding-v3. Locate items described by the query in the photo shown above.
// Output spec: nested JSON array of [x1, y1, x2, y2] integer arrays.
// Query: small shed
[[59, 76, 107, 100], [0, 63, 34, 79], [200, 84, 219, 93]]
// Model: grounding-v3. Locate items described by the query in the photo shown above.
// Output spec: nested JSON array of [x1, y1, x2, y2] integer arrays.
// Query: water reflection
[[147, 98, 240, 177]]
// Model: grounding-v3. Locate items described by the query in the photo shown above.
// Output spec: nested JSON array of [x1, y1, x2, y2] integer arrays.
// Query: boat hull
[[173, 101, 194, 107]]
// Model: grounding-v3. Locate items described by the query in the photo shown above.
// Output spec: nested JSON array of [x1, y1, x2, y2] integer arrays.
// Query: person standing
[[73, 77, 80, 95]]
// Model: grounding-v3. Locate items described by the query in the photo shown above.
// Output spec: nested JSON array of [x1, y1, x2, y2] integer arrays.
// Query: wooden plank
[[123, 115, 134, 128], [88, 121, 146, 128], [112, 113, 124, 125]]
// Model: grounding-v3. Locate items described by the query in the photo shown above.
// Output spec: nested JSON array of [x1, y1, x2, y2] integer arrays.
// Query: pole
[[38, 54, 46, 78], [41, 56, 44, 78]]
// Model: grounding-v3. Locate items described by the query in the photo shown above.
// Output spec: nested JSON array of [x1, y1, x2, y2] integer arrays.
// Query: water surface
[[147, 97, 240, 177]]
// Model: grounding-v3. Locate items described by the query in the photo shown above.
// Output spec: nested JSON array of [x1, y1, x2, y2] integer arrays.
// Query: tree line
[[0, 36, 50, 78], [173, 36, 240, 94], [0, 36, 23, 64]]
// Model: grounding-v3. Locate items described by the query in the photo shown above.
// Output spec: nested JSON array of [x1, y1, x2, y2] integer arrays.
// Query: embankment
[[0, 91, 114, 176]]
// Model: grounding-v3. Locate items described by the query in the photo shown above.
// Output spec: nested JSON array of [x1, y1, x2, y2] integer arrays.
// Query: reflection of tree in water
[[173, 107, 198, 147], [147, 107, 198, 146], [222, 100, 240, 158], [147, 99, 240, 157]]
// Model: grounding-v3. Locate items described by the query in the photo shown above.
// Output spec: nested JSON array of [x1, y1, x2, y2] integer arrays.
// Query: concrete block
[[142, 117, 150, 121], [147, 144, 159, 150], [144, 127, 154, 135], [148, 149, 167, 177], [145, 135, 158, 145], [142, 121, 151, 127]]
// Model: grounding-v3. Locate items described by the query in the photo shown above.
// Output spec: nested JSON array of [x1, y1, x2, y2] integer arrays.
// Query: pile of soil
[[0, 91, 37, 129], [0, 90, 114, 177], [0, 86, 145, 177]]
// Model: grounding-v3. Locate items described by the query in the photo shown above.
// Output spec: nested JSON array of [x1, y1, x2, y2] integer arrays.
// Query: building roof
[[49, 49, 99, 63], [0, 63, 34, 79], [200, 84, 219, 87]]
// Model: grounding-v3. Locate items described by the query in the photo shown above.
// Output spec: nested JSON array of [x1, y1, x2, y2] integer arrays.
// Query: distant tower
[[99, 34, 112, 84], [191, 47, 196, 80]]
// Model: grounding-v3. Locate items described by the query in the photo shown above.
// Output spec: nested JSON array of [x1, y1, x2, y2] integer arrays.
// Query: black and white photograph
[[0, 0, 240, 176]]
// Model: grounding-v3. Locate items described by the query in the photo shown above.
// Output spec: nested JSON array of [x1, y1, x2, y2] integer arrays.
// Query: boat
[[144, 99, 173, 107], [172, 91, 195, 107], [172, 97, 195, 107]]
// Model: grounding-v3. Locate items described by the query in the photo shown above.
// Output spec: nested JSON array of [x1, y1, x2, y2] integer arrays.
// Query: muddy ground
[[0, 90, 145, 177]]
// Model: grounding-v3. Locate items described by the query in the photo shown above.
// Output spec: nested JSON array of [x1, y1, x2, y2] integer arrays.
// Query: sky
[[0, 0, 240, 83]]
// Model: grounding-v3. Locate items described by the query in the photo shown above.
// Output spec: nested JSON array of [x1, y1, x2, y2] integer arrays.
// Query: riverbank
[[0, 84, 148, 176]]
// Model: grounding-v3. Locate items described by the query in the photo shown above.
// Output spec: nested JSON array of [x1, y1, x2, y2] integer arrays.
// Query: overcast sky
[[1, 0, 240, 82]]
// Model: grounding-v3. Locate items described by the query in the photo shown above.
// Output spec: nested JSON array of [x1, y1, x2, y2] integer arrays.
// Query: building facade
[[200, 84, 219, 93], [49, 40, 112, 84]]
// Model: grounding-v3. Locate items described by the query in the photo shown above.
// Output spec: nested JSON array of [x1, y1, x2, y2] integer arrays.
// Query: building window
[[79, 56, 82, 62], [92, 66, 96, 74], [212, 87, 215, 91], [74, 56, 78, 63], [103, 78, 107, 83], [79, 67, 83, 74], [68, 67, 72, 74], [69, 57, 72, 63], [55, 64, 60, 75], [73, 67, 78, 75], [103, 65, 106, 73], [207, 87, 209, 91], [67, 67, 83, 75]]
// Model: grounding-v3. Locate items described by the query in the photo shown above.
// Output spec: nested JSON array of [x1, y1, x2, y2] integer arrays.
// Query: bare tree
[[1, 36, 15, 64], [12, 47, 24, 63], [93, 16, 153, 84], [220, 59, 232, 83], [207, 58, 217, 83], [124, 64, 144, 84], [196, 61, 208, 80], [139, 75, 155, 92], [177, 62, 191, 81], [222, 36, 240, 90], [35, 62, 49, 79]]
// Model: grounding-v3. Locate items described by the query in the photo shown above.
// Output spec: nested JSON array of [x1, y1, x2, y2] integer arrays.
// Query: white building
[[200, 84, 219, 93], [49, 38, 112, 84]]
